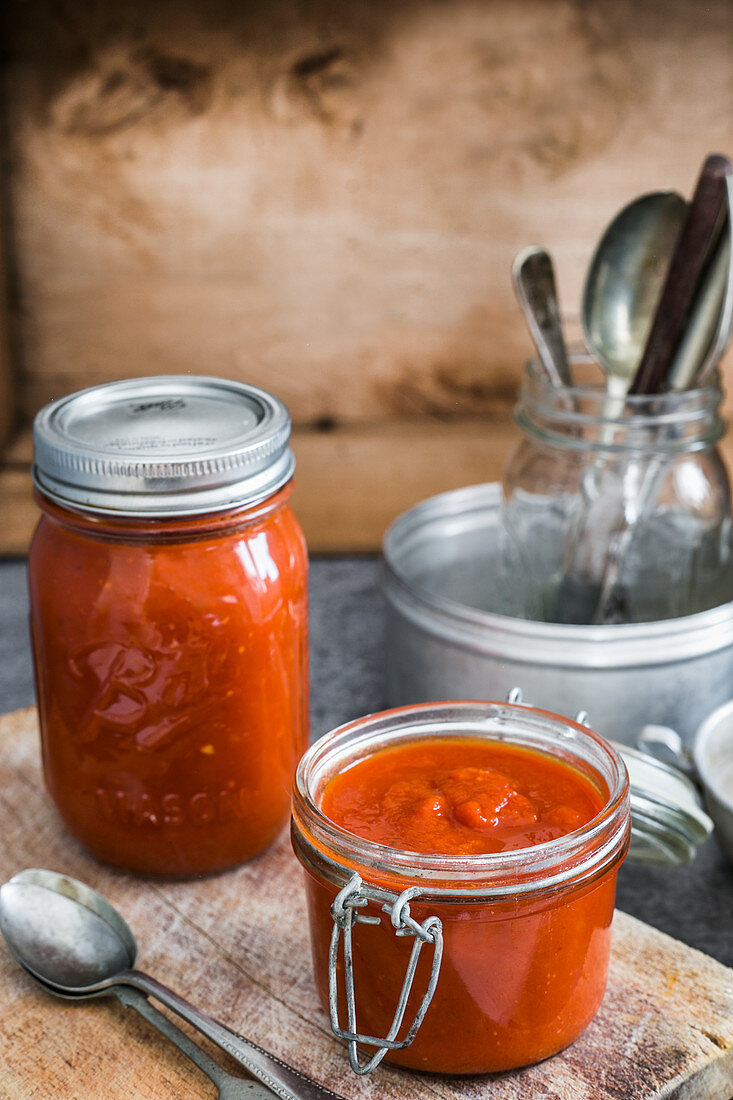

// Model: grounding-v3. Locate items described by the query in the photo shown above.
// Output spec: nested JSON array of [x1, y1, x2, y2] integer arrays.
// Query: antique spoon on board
[[26, 977, 276, 1100], [0, 868, 346, 1100]]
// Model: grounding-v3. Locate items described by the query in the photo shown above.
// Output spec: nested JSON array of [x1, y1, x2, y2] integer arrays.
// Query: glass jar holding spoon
[[506, 154, 733, 624], [502, 356, 732, 623]]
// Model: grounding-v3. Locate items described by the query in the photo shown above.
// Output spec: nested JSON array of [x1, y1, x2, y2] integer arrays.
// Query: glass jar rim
[[525, 350, 723, 406], [518, 354, 724, 454], [292, 701, 631, 899]]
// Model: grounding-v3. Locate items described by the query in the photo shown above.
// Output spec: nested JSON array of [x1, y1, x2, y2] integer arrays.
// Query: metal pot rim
[[382, 482, 733, 669]]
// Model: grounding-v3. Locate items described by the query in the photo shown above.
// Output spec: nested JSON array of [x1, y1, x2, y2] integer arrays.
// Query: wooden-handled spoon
[[629, 153, 732, 395]]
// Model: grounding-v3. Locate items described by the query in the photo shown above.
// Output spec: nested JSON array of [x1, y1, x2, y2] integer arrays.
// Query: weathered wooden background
[[1, 0, 733, 549]]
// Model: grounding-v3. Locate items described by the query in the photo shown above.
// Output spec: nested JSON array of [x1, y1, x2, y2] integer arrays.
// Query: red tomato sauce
[[29, 485, 308, 876], [320, 738, 605, 855]]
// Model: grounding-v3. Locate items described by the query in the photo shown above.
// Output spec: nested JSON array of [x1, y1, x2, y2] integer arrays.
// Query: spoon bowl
[[0, 869, 135, 988], [583, 190, 688, 392]]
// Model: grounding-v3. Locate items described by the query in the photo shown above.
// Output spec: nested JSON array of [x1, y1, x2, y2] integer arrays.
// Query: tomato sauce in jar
[[292, 703, 630, 1075], [29, 377, 308, 875]]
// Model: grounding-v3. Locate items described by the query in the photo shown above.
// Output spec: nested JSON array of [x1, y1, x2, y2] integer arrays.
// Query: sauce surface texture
[[321, 737, 605, 854]]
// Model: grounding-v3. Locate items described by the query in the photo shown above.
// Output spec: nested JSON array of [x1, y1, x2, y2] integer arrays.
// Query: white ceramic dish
[[693, 700, 733, 864]]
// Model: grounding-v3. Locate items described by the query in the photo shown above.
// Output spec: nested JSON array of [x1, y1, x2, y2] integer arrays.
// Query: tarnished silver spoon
[[552, 192, 688, 622], [25, 975, 272, 1100], [512, 245, 573, 393], [0, 869, 344, 1100], [583, 190, 688, 407], [667, 170, 733, 390]]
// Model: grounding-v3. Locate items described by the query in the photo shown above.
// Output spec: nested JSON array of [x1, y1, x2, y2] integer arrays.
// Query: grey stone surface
[[0, 560, 34, 713], [308, 556, 386, 738], [2, 556, 732, 968]]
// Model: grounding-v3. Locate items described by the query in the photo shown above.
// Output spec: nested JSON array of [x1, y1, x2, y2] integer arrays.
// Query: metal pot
[[382, 483, 733, 746]]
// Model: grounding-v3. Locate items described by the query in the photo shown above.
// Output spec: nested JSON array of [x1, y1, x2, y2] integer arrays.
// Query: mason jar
[[292, 701, 630, 1075], [29, 376, 308, 875], [502, 358, 732, 624]]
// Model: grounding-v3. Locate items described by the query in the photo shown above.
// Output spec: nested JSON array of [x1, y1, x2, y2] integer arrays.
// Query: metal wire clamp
[[328, 872, 443, 1075]]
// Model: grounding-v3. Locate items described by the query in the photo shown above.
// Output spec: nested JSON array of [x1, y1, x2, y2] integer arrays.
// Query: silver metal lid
[[32, 376, 295, 516], [514, 695, 713, 867]]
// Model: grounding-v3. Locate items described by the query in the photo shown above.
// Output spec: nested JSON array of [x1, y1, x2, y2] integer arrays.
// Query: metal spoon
[[551, 192, 688, 622], [629, 155, 731, 395], [512, 245, 573, 394], [583, 190, 688, 410], [668, 170, 733, 390], [0, 869, 344, 1100]]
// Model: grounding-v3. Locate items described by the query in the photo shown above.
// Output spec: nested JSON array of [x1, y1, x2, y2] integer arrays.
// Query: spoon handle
[[512, 246, 573, 393], [629, 153, 731, 395], [665, 225, 730, 390], [115, 986, 272, 1099], [124, 970, 346, 1100], [687, 170, 733, 388]]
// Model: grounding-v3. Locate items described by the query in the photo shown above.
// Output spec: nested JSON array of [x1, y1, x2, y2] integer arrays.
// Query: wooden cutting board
[[1, 707, 732, 1100]]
